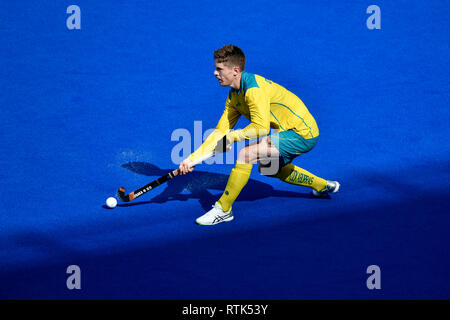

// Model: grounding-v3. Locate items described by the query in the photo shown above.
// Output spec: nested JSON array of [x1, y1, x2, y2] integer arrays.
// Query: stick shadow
[[117, 162, 328, 210]]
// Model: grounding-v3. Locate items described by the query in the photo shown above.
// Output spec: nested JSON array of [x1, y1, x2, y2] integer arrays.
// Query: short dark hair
[[214, 44, 246, 72]]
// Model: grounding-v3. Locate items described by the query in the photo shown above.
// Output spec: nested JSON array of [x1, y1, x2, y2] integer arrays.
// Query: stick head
[[117, 187, 133, 202]]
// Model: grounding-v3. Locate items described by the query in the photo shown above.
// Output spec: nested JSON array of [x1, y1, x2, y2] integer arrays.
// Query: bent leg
[[217, 162, 252, 212], [236, 136, 280, 165], [217, 136, 277, 212], [257, 131, 328, 192]]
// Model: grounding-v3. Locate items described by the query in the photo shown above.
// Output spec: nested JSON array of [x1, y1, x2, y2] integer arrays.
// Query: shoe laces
[[212, 203, 230, 215]]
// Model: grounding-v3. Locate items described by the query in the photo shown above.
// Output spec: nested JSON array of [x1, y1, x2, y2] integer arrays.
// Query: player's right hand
[[179, 158, 194, 175]]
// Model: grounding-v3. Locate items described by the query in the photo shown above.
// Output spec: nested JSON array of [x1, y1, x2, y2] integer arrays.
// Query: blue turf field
[[0, 0, 449, 299]]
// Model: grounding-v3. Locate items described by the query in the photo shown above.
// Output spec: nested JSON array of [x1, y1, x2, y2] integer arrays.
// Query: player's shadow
[[119, 162, 325, 210]]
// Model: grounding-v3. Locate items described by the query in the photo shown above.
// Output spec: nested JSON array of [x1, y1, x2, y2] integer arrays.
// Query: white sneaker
[[196, 202, 234, 225], [312, 180, 340, 197]]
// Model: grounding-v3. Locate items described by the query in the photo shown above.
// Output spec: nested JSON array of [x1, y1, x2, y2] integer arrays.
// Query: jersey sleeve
[[188, 96, 241, 163], [227, 87, 270, 142]]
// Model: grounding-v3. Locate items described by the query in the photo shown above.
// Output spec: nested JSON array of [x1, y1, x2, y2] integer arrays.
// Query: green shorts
[[269, 130, 319, 166]]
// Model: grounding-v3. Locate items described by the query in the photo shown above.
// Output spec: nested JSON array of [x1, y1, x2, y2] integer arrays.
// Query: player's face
[[214, 61, 237, 87]]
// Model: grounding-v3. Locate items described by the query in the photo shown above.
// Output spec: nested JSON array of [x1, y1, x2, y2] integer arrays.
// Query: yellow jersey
[[189, 72, 319, 162]]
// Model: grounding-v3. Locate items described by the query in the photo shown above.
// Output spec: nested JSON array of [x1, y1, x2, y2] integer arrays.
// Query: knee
[[238, 144, 262, 163]]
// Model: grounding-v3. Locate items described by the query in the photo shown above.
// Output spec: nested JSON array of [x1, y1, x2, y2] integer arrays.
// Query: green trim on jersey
[[238, 72, 259, 96], [270, 102, 314, 138]]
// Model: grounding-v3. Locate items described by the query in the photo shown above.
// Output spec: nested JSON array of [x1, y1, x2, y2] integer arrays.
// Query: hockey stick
[[117, 151, 215, 202]]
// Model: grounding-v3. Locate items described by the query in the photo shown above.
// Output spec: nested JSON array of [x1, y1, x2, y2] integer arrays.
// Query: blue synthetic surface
[[0, 0, 449, 299]]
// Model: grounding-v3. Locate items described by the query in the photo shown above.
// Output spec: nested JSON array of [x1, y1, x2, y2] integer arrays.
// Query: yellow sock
[[217, 162, 252, 212], [275, 164, 327, 192]]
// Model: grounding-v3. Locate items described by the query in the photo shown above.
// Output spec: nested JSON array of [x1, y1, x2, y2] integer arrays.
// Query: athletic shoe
[[312, 180, 340, 197], [196, 202, 234, 225]]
